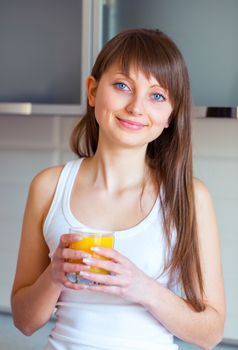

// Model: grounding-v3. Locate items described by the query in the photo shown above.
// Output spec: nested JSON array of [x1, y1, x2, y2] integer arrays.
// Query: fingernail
[[91, 246, 99, 252], [80, 271, 89, 276], [82, 258, 91, 264]]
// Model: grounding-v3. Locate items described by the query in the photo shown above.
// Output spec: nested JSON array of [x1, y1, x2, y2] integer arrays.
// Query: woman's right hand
[[50, 233, 91, 287]]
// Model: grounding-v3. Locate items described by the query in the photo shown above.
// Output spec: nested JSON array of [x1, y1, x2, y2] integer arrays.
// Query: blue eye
[[152, 93, 165, 102], [115, 82, 129, 91]]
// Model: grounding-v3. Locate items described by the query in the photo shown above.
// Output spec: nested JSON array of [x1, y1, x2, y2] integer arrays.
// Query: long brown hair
[[71, 28, 205, 311]]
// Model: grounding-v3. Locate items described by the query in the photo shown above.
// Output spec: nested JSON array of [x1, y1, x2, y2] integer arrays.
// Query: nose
[[126, 95, 144, 117]]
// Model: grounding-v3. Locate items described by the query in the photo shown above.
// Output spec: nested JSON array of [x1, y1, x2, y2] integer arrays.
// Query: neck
[[86, 145, 150, 194]]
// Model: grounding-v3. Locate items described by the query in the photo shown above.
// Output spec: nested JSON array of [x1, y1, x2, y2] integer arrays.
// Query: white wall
[[0, 115, 237, 341], [0, 114, 78, 311], [192, 118, 238, 341]]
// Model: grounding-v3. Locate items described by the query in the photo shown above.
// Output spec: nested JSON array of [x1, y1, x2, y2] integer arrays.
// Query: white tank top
[[43, 159, 178, 350]]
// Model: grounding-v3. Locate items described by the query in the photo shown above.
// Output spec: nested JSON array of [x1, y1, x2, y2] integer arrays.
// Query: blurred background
[[0, 0, 238, 348]]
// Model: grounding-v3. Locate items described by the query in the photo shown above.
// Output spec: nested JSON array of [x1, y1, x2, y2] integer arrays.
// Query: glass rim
[[69, 227, 114, 236]]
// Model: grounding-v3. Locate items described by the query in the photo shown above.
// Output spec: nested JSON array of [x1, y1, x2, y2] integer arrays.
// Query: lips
[[116, 116, 147, 130]]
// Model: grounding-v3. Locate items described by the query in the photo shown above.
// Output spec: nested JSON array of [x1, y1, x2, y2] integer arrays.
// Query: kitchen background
[[0, 0, 238, 348]]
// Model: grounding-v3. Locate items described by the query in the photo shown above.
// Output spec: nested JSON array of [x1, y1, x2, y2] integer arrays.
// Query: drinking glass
[[66, 228, 114, 284]]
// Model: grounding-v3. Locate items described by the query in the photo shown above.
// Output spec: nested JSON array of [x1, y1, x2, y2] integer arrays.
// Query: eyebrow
[[113, 72, 165, 90], [114, 71, 130, 77], [150, 85, 168, 94]]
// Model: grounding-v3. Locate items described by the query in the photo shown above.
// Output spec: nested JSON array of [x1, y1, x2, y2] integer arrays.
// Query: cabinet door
[[103, 0, 238, 107], [0, 0, 93, 115]]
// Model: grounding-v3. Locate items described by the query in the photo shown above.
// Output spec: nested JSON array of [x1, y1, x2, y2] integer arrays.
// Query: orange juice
[[69, 232, 114, 275]]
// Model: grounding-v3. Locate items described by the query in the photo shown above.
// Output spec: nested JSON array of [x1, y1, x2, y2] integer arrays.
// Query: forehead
[[104, 63, 162, 85]]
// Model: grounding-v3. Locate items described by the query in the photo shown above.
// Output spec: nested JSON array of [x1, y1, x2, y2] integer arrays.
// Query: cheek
[[161, 106, 173, 127], [152, 108, 172, 128], [163, 114, 171, 128], [94, 95, 112, 124], [94, 92, 124, 121]]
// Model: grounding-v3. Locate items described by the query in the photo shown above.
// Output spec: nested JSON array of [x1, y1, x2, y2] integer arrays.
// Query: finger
[[53, 247, 89, 260], [82, 257, 123, 275], [91, 247, 130, 265], [62, 261, 90, 273], [59, 233, 82, 248], [64, 280, 90, 290], [78, 270, 127, 287], [61, 248, 92, 260]]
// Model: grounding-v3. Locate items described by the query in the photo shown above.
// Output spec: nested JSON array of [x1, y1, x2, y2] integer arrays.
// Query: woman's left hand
[[64, 246, 154, 305]]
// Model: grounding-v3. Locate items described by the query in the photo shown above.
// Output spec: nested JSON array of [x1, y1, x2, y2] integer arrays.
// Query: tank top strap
[[43, 158, 83, 236], [62, 158, 84, 219]]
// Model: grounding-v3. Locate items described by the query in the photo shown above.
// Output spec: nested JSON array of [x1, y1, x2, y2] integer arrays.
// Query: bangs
[[115, 34, 171, 93], [92, 29, 189, 110]]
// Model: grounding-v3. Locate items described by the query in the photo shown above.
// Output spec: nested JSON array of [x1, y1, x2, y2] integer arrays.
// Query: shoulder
[[27, 165, 65, 222], [192, 177, 218, 237], [30, 165, 64, 196], [193, 177, 213, 210]]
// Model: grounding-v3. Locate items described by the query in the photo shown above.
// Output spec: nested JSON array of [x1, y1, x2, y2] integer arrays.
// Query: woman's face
[[87, 63, 173, 150]]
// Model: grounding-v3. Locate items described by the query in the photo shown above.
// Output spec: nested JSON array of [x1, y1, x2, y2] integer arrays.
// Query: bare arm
[[11, 166, 65, 335], [66, 179, 225, 349], [11, 166, 94, 336]]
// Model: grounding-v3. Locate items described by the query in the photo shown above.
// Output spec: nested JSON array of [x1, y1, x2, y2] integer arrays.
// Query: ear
[[87, 76, 98, 107]]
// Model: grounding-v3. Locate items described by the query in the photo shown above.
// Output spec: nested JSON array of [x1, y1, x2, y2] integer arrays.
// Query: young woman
[[11, 28, 225, 349]]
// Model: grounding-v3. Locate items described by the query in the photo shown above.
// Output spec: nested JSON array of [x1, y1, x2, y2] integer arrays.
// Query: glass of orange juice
[[67, 228, 114, 284]]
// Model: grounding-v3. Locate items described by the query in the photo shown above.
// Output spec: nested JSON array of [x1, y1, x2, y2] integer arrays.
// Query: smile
[[116, 117, 147, 130]]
